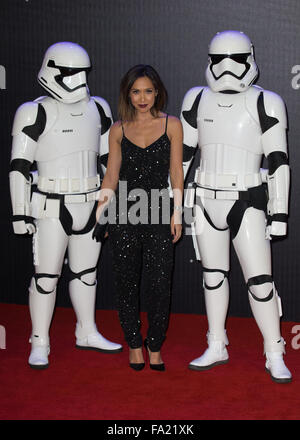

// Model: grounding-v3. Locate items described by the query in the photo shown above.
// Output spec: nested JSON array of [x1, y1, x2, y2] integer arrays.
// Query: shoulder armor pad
[[92, 96, 112, 117], [252, 84, 263, 91], [247, 85, 263, 99], [244, 86, 263, 125], [12, 101, 47, 141], [92, 96, 112, 135], [258, 90, 287, 132], [34, 96, 49, 103], [182, 86, 205, 108], [12, 102, 39, 136], [181, 86, 204, 129]]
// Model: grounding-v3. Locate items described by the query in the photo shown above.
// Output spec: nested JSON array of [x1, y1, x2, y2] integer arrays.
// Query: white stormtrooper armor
[[9, 42, 122, 369], [182, 31, 291, 383]]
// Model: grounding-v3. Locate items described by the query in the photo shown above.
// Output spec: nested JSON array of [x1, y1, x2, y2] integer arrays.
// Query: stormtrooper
[[9, 42, 122, 369], [181, 31, 291, 383]]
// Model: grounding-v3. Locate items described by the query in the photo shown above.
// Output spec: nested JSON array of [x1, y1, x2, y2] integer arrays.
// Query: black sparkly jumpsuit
[[109, 116, 174, 352]]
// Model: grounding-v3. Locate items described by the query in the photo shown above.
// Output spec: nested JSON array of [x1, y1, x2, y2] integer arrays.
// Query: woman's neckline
[[123, 132, 168, 150], [121, 114, 168, 150]]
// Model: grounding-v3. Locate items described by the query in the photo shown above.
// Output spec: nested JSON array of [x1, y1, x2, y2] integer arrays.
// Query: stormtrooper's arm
[[180, 87, 203, 181], [9, 102, 45, 234], [258, 91, 290, 238], [93, 96, 113, 178], [93, 122, 121, 242]]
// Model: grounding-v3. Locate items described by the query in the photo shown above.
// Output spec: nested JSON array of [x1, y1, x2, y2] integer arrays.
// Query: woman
[[95, 65, 183, 371]]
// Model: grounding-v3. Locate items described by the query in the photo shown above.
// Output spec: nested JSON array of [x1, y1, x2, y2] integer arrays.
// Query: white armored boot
[[248, 284, 292, 383], [265, 338, 292, 383], [70, 279, 122, 353], [189, 331, 229, 371], [28, 336, 50, 369], [75, 322, 122, 353]]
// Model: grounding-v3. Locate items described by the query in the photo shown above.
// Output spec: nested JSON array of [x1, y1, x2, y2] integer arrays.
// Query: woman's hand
[[171, 212, 182, 243]]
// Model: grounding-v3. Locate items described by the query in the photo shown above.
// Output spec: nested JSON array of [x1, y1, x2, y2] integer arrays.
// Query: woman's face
[[129, 76, 157, 114]]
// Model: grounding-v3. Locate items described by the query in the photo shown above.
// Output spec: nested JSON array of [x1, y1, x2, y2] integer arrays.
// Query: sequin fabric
[[109, 116, 174, 351]]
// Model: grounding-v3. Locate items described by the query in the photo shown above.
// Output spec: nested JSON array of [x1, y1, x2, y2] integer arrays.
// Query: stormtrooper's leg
[[29, 218, 68, 368], [189, 200, 230, 370], [232, 206, 291, 383], [68, 226, 122, 353]]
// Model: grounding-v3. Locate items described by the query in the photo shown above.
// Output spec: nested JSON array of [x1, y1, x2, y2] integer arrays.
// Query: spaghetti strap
[[164, 114, 169, 134], [121, 120, 125, 136]]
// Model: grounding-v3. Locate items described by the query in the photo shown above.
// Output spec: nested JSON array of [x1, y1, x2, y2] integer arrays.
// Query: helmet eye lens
[[209, 53, 250, 65], [58, 66, 84, 77], [210, 54, 227, 64], [230, 53, 250, 64], [47, 60, 91, 77]]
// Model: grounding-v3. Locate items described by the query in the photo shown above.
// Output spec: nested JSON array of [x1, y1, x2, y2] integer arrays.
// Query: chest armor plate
[[35, 98, 101, 162], [197, 87, 262, 154]]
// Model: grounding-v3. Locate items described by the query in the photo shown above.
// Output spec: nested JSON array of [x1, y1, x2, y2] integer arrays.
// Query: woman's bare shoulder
[[110, 121, 123, 139], [167, 115, 183, 136], [157, 113, 181, 128], [111, 120, 123, 130], [167, 115, 181, 125]]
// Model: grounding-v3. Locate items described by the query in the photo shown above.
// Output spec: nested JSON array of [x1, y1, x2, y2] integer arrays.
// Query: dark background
[[1, 0, 299, 321]]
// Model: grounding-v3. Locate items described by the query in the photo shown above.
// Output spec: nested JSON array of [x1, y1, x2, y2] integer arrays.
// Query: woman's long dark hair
[[118, 64, 168, 121]]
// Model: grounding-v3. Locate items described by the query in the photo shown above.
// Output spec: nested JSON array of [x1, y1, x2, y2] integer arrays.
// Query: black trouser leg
[[109, 225, 143, 349], [142, 225, 174, 352]]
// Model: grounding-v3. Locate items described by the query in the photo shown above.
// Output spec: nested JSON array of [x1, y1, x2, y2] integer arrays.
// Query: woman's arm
[[168, 116, 184, 243], [96, 122, 122, 222]]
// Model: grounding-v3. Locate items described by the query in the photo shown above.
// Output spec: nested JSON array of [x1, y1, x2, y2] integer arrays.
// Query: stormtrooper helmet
[[38, 42, 91, 104], [205, 30, 258, 93]]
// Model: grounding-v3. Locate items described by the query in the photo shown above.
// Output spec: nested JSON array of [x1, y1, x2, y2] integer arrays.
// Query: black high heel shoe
[[129, 362, 145, 371], [144, 339, 165, 371], [129, 348, 145, 371]]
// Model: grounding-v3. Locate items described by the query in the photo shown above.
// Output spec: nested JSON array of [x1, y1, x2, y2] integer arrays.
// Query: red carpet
[[0, 303, 299, 420]]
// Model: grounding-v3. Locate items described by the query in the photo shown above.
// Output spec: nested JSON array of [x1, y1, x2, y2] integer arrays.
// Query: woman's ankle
[[129, 347, 144, 363]]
